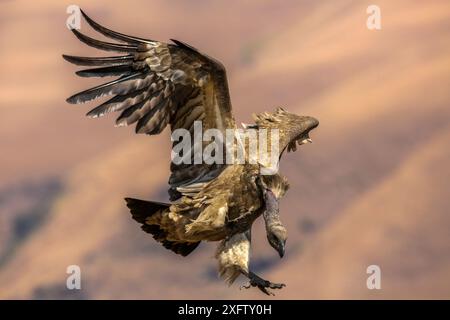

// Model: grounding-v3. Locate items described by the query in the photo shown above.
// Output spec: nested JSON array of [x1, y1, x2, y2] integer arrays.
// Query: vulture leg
[[238, 187, 288, 295], [216, 230, 285, 295], [216, 230, 251, 285]]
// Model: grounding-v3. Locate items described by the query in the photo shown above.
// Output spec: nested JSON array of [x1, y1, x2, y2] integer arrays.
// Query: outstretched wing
[[64, 10, 236, 200]]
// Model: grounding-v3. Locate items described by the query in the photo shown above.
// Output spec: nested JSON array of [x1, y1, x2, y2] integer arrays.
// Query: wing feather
[[71, 29, 138, 52], [66, 72, 153, 104], [76, 65, 134, 78], [80, 9, 155, 45], [64, 10, 236, 200], [62, 54, 133, 66], [86, 87, 150, 118]]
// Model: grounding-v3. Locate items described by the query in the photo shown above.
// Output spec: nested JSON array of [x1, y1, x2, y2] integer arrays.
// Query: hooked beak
[[278, 241, 286, 258]]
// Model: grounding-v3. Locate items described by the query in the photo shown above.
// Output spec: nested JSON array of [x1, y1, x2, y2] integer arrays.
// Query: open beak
[[299, 138, 312, 145]]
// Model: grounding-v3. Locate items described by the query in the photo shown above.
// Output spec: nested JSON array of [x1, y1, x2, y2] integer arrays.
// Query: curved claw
[[240, 282, 251, 290]]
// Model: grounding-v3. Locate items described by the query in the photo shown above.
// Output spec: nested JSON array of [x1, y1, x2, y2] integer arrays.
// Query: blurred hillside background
[[0, 0, 449, 299]]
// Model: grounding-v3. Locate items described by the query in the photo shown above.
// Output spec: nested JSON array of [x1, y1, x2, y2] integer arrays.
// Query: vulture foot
[[240, 272, 285, 296]]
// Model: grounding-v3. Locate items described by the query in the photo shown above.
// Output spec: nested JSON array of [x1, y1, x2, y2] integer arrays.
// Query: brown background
[[0, 0, 449, 299]]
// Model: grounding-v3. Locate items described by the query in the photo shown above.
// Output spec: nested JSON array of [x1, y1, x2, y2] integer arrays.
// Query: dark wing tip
[[79, 8, 102, 32], [62, 54, 86, 66], [66, 95, 80, 104], [170, 39, 199, 53], [79, 8, 88, 18], [80, 9, 154, 45], [85, 109, 100, 118]]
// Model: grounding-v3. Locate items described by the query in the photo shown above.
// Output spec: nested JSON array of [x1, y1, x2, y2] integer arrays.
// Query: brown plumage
[[64, 10, 319, 295]]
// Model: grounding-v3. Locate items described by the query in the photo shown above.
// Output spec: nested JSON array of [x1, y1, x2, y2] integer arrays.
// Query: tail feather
[[124, 197, 200, 256], [125, 197, 169, 224]]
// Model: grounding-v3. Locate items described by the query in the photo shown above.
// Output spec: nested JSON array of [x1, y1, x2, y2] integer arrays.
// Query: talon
[[240, 282, 251, 290], [258, 286, 272, 296], [269, 282, 286, 289]]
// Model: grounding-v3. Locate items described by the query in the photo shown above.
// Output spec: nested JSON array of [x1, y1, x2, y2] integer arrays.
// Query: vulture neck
[[262, 190, 283, 230]]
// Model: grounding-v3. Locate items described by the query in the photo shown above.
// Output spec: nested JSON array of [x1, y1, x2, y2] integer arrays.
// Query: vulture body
[[64, 10, 319, 295]]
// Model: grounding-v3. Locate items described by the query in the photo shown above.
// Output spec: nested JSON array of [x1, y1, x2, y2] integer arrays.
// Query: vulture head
[[267, 224, 288, 258], [252, 107, 319, 156], [245, 108, 318, 175]]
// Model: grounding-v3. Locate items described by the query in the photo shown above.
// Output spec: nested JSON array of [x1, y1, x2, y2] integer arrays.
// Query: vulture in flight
[[64, 10, 319, 295]]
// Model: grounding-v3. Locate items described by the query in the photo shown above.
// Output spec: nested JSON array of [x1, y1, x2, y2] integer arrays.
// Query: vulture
[[64, 10, 319, 295]]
